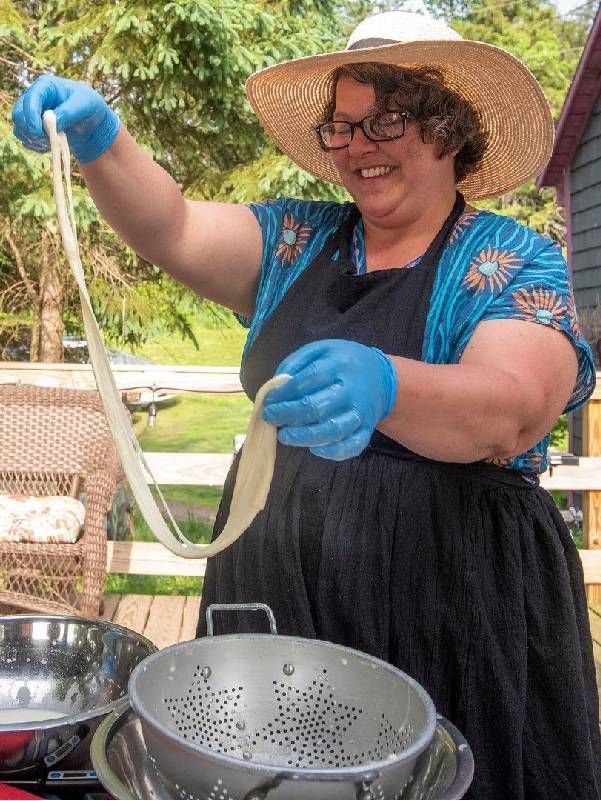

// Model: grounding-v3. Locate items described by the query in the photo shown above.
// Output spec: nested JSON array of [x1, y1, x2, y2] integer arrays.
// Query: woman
[[12, 11, 601, 797]]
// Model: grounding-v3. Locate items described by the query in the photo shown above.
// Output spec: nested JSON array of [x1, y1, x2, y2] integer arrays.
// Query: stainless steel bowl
[[91, 701, 474, 799], [0, 615, 156, 778]]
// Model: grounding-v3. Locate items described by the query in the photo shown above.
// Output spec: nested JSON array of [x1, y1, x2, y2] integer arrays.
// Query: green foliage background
[[0, 0, 351, 354], [0, 0, 595, 355]]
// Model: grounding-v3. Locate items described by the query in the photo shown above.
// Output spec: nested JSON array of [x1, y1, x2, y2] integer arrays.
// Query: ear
[[437, 144, 461, 161]]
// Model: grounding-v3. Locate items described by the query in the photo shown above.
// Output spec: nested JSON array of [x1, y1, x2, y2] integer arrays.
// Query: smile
[[359, 166, 392, 178]]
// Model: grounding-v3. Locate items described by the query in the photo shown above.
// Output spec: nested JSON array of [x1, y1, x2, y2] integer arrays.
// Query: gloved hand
[[262, 339, 397, 460], [12, 74, 120, 163]]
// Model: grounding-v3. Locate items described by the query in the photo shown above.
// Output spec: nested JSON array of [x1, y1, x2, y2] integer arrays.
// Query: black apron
[[198, 196, 601, 799]]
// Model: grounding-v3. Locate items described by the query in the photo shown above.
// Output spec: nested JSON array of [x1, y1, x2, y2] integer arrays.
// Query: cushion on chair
[[0, 495, 85, 544]]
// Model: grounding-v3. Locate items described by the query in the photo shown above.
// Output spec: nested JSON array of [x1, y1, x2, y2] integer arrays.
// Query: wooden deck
[[100, 595, 601, 702], [100, 593, 201, 649]]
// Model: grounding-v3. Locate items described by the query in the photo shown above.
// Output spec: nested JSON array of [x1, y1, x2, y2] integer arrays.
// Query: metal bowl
[[91, 701, 474, 799], [0, 615, 156, 779]]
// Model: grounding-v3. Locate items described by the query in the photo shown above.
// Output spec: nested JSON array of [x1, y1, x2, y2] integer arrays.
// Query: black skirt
[[199, 445, 601, 799]]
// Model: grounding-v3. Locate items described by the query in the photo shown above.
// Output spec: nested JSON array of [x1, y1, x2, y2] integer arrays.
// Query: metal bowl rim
[[91, 700, 135, 801], [433, 714, 474, 800], [0, 614, 156, 731], [128, 632, 437, 781]]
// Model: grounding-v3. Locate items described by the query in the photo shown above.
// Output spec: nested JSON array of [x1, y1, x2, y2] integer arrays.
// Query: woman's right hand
[[12, 74, 120, 163]]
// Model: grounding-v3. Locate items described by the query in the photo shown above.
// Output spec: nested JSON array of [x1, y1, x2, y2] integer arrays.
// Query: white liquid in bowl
[[0, 707, 68, 724]]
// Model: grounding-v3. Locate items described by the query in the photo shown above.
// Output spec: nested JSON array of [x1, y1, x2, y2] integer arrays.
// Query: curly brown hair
[[321, 63, 488, 183]]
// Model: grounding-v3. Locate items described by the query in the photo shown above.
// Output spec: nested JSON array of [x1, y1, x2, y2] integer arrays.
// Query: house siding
[[570, 94, 601, 456]]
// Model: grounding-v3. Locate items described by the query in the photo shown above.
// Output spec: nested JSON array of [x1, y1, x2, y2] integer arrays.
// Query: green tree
[[0, 0, 76, 360], [457, 0, 587, 117], [0, 1, 208, 359], [452, 0, 590, 237], [1, 0, 593, 361], [0, 0, 349, 359]]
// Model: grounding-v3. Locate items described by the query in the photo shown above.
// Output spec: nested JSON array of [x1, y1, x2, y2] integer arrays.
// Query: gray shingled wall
[[570, 93, 601, 455]]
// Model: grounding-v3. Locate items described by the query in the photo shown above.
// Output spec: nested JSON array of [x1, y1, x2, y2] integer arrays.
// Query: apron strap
[[320, 204, 362, 265], [419, 192, 465, 271], [327, 193, 465, 273]]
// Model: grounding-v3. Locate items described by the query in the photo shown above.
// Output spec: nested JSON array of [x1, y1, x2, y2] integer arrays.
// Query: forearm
[[80, 126, 186, 266], [378, 356, 546, 463]]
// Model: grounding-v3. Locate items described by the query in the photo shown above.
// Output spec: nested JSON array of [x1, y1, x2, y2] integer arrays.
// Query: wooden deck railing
[[578, 383, 601, 601], [0, 361, 243, 393], [119, 445, 601, 584]]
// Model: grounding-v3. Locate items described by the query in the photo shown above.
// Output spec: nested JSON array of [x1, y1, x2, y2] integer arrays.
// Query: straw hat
[[245, 11, 554, 200]]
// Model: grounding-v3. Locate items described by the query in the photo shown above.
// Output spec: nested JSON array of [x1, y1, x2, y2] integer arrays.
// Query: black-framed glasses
[[315, 111, 410, 151]]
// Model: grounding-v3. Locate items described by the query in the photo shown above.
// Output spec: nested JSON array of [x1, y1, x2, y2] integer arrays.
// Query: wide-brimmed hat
[[245, 11, 554, 200]]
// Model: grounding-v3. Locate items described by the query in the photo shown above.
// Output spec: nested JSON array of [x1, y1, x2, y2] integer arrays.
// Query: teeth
[[360, 166, 392, 178]]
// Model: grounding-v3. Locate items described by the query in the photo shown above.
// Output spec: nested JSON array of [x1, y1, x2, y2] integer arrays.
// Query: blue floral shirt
[[241, 198, 595, 477]]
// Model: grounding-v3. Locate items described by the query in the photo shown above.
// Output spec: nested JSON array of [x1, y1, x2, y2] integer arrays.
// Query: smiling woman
[[11, 8, 601, 798], [320, 63, 486, 180], [325, 74, 461, 260]]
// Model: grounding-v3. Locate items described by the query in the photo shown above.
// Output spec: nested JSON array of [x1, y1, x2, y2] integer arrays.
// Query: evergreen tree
[[455, 0, 590, 236], [0, 0, 593, 358], [0, 0, 348, 357]]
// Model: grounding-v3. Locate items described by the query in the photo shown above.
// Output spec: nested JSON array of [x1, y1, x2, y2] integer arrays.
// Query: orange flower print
[[512, 287, 567, 328], [463, 246, 522, 293], [486, 455, 510, 467], [567, 292, 581, 338], [520, 450, 545, 473], [487, 450, 544, 473], [449, 210, 480, 244], [275, 214, 312, 265]]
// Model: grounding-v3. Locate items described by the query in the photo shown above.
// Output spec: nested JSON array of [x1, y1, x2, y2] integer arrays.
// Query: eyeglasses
[[315, 111, 410, 151]]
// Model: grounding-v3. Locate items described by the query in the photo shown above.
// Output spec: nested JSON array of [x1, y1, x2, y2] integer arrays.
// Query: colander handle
[[205, 603, 278, 636]]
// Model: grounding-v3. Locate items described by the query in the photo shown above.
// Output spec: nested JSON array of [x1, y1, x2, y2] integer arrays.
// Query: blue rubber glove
[[262, 339, 397, 460], [12, 74, 120, 163]]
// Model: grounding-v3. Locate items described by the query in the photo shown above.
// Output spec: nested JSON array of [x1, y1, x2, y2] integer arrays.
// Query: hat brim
[[245, 40, 554, 200]]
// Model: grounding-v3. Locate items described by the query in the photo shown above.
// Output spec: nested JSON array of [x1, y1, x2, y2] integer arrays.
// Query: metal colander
[[128, 604, 437, 799]]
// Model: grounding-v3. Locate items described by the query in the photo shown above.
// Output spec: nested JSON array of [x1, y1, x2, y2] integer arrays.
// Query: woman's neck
[[362, 192, 458, 270]]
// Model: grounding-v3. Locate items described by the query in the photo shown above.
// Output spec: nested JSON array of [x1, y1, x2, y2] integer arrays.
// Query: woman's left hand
[[262, 339, 397, 460]]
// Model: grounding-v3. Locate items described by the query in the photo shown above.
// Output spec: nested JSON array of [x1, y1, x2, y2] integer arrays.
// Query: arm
[[262, 320, 578, 463], [80, 127, 262, 317], [13, 75, 262, 317], [378, 319, 578, 462]]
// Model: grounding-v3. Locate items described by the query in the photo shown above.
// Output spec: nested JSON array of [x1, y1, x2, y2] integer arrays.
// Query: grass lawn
[[133, 393, 252, 453], [142, 485, 223, 508], [136, 314, 248, 366], [103, 491, 219, 596], [104, 509, 212, 596]]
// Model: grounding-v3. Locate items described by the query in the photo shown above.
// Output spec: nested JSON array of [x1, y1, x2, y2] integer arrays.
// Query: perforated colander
[[128, 604, 437, 799]]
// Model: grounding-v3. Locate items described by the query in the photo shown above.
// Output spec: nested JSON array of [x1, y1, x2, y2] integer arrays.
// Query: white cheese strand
[[42, 110, 288, 559]]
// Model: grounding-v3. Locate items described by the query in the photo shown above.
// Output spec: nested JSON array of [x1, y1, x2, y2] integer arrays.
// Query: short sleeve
[[479, 240, 595, 413], [237, 197, 351, 361], [233, 199, 289, 329]]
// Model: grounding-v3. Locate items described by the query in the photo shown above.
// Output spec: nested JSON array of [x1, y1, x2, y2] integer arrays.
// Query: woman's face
[[328, 76, 457, 228]]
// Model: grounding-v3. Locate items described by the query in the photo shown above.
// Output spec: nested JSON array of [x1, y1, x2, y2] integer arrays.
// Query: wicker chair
[[0, 385, 123, 617]]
